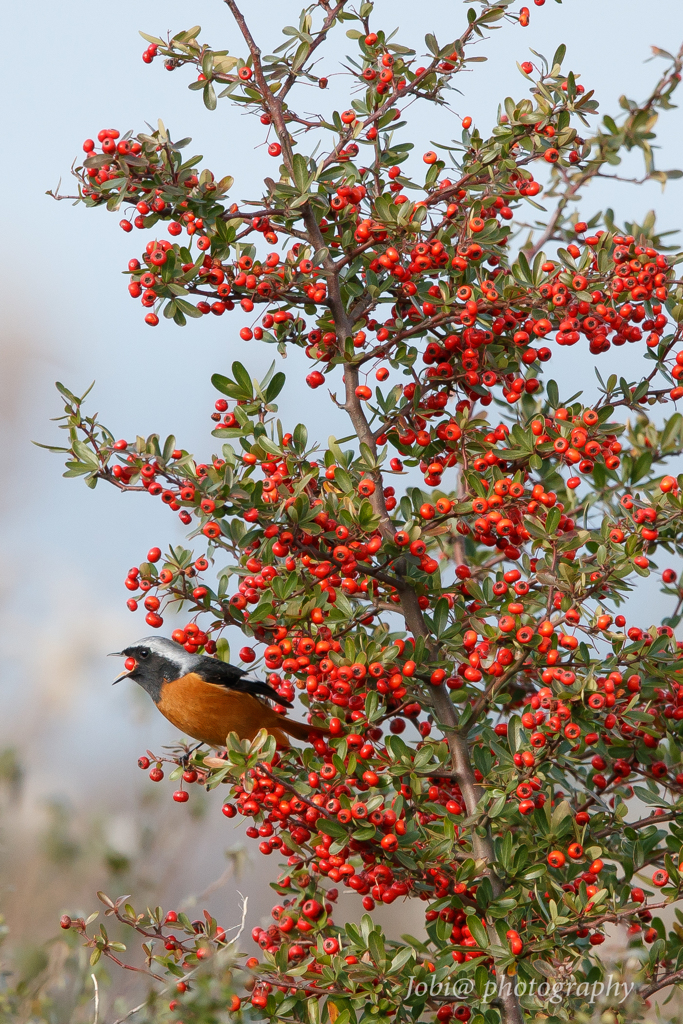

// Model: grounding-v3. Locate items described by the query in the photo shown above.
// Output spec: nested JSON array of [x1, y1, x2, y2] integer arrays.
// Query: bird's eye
[[138, 648, 150, 659]]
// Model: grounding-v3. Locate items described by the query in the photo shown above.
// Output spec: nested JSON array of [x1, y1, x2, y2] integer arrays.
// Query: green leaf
[[162, 435, 176, 462], [72, 439, 99, 467], [489, 794, 506, 819], [631, 451, 652, 484], [545, 507, 561, 536], [176, 25, 201, 43], [259, 436, 283, 458], [292, 153, 310, 193], [215, 638, 231, 663], [550, 799, 572, 831], [333, 467, 354, 493], [389, 944, 414, 974], [432, 598, 450, 637], [317, 819, 347, 839], [139, 31, 165, 46], [425, 33, 440, 56], [368, 929, 385, 967], [508, 715, 523, 754], [175, 298, 203, 318], [292, 423, 308, 452], [33, 441, 71, 453], [64, 461, 95, 478], [203, 82, 217, 111], [265, 372, 286, 403], [552, 43, 566, 69], [307, 995, 321, 1024], [647, 633, 671, 657], [467, 915, 489, 948], [212, 373, 242, 399], [232, 361, 254, 399]]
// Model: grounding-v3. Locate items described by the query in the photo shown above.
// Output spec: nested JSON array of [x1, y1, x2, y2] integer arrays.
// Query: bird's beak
[[109, 653, 133, 685], [112, 668, 135, 685]]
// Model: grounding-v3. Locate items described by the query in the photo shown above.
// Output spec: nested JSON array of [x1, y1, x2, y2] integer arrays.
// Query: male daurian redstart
[[111, 637, 328, 748]]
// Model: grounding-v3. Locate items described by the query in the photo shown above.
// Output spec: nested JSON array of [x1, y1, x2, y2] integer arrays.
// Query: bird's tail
[[277, 716, 330, 743]]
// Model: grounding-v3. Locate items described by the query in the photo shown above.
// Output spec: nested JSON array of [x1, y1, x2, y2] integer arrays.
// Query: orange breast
[[156, 673, 289, 747]]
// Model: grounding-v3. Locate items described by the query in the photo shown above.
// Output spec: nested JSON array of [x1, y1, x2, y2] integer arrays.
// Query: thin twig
[[109, 895, 249, 1024], [109, 998, 148, 1024], [91, 974, 99, 1024]]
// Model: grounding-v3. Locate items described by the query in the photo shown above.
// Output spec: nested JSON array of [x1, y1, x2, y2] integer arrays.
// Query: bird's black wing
[[197, 657, 246, 684], [198, 656, 293, 707]]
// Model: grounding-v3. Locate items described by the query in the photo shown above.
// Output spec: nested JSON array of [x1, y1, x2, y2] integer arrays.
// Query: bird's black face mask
[[111, 645, 174, 701]]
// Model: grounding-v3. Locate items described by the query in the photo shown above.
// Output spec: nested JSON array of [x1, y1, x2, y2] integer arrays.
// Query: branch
[[640, 963, 683, 999], [596, 808, 683, 838], [278, 2, 349, 103]]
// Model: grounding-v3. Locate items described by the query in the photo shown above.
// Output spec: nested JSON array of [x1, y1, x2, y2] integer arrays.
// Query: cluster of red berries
[[518, 0, 552, 27], [138, 754, 208, 802], [220, 760, 475, 910], [122, 538, 223, 631], [142, 42, 158, 64], [299, 240, 674, 428]]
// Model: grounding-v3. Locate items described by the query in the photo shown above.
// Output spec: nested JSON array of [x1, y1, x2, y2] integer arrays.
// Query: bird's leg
[[181, 741, 206, 766]]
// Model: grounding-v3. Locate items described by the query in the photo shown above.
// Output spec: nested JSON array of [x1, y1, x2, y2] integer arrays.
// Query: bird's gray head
[[110, 637, 199, 703]]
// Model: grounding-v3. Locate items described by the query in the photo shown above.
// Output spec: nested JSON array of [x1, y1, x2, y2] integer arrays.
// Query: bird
[[111, 636, 329, 748]]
